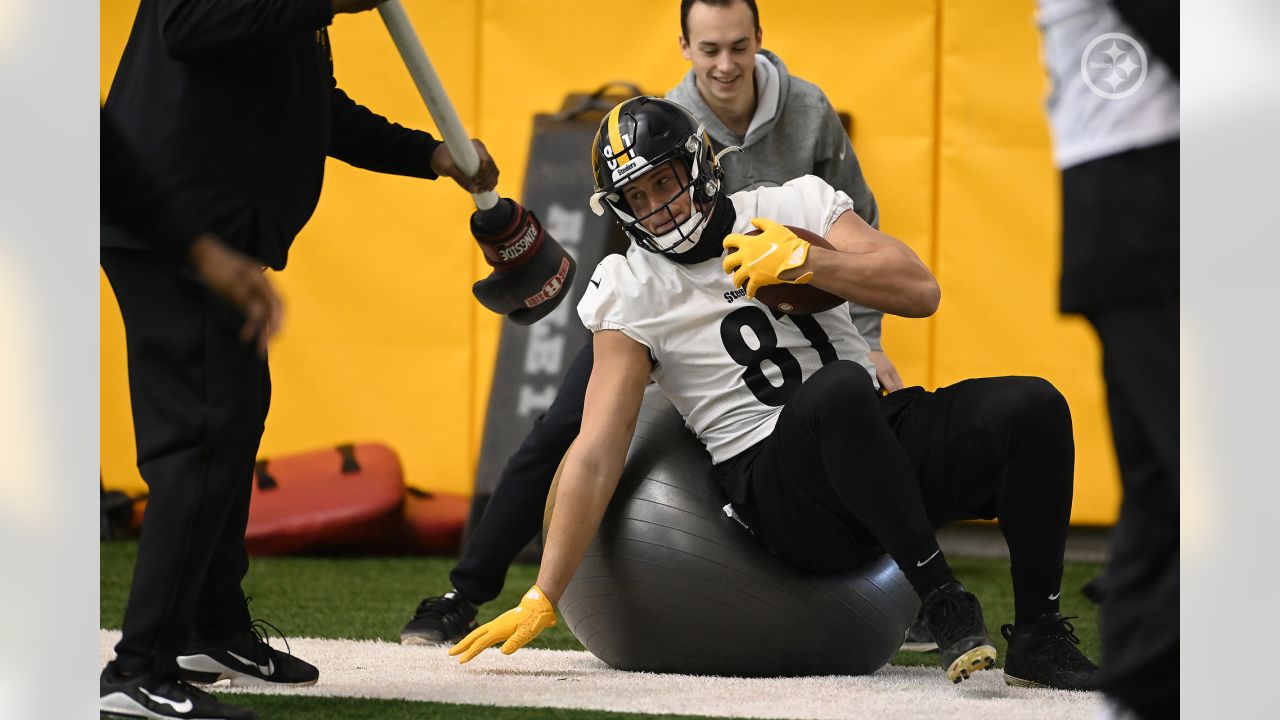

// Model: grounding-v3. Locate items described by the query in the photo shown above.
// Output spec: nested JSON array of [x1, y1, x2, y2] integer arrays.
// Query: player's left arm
[[448, 329, 650, 664], [798, 210, 939, 318]]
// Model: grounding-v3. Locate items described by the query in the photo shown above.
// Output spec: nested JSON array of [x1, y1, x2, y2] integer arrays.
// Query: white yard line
[[100, 630, 1101, 720]]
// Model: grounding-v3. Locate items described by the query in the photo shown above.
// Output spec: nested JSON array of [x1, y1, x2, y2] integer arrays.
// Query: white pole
[[378, 0, 499, 210]]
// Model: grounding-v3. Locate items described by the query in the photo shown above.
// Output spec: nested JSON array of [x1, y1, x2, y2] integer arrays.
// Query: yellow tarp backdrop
[[100, 0, 1120, 524]]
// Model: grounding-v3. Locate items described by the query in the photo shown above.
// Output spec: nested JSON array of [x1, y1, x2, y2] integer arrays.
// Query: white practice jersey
[[578, 175, 876, 463]]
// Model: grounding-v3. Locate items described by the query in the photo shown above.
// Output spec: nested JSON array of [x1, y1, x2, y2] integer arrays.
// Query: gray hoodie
[[668, 49, 884, 348]]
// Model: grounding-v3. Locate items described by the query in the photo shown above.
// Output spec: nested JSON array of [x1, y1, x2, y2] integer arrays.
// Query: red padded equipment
[[245, 443, 404, 555]]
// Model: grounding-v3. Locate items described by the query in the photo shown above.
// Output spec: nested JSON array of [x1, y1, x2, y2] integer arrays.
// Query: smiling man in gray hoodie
[[667, 0, 903, 391]]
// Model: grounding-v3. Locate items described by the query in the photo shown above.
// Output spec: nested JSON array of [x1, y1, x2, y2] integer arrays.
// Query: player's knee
[[805, 361, 878, 405], [994, 376, 1072, 439]]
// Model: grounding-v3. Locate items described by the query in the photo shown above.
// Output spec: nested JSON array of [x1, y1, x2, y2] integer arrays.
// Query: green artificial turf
[[101, 540, 1103, 719], [100, 541, 586, 650], [200, 694, 723, 720], [101, 540, 1102, 662]]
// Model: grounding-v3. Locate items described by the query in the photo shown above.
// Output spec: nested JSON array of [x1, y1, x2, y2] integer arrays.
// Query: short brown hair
[[679, 0, 761, 40]]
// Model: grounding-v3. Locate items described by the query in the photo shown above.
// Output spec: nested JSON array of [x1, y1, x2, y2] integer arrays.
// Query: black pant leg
[[102, 249, 270, 678], [191, 420, 263, 639], [1089, 301, 1179, 719], [449, 342, 594, 604], [727, 362, 946, 588], [192, 307, 272, 639], [897, 377, 1076, 623]]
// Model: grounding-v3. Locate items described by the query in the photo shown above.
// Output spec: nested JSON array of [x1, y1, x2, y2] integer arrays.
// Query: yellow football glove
[[722, 217, 814, 298], [447, 585, 557, 664]]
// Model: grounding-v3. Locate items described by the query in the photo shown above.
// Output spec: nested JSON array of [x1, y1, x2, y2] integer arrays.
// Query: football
[[744, 225, 846, 315]]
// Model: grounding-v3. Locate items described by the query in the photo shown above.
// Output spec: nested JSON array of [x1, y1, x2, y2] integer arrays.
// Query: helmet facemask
[[591, 125, 723, 258]]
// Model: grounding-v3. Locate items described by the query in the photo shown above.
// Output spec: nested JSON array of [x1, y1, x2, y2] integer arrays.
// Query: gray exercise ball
[[545, 385, 918, 677]]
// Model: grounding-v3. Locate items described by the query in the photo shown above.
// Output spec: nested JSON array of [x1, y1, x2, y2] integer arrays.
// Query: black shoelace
[[929, 589, 985, 645], [415, 594, 467, 620], [250, 616, 292, 657], [1038, 616, 1095, 670], [244, 596, 293, 658]]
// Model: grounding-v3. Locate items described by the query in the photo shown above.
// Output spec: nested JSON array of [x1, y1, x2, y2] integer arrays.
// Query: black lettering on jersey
[[719, 306, 839, 406]]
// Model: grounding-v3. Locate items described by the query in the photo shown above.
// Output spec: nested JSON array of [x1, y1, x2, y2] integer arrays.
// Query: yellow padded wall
[[933, 0, 1118, 523], [764, 0, 939, 385], [101, 0, 1117, 524]]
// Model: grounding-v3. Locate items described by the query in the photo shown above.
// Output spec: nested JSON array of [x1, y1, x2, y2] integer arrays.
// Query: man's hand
[[867, 350, 905, 393], [333, 0, 386, 14], [187, 234, 284, 356], [723, 218, 814, 298], [431, 140, 500, 194], [448, 585, 557, 664]]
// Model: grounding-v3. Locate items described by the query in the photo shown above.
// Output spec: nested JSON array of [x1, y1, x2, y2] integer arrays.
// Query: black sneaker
[[900, 607, 939, 653], [177, 619, 318, 687], [100, 665, 257, 719], [400, 590, 478, 645], [1001, 613, 1098, 690], [921, 581, 998, 683]]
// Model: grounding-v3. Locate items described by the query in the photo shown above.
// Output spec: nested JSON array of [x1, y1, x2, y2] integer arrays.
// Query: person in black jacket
[[98, 2, 498, 718], [102, 110, 284, 353]]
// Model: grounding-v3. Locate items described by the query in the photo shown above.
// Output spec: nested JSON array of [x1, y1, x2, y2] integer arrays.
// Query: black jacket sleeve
[[101, 111, 203, 256], [157, 0, 334, 60], [328, 85, 443, 179]]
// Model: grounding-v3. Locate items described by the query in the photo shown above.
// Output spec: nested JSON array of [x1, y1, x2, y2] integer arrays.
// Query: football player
[[449, 96, 1097, 690]]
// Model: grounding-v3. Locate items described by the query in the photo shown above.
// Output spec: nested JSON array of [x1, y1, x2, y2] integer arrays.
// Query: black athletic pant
[[450, 342, 594, 604], [717, 362, 1076, 622], [102, 249, 265, 678], [1062, 140, 1178, 719], [1088, 300, 1178, 719]]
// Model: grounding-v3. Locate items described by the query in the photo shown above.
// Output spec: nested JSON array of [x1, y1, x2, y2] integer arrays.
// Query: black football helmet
[[589, 96, 726, 256]]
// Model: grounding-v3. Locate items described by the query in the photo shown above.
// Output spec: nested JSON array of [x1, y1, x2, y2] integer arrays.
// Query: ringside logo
[[523, 257, 571, 308], [499, 224, 539, 263]]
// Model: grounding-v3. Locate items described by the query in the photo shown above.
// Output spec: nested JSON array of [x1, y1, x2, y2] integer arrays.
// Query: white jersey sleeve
[[730, 174, 854, 238], [577, 254, 660, 358]]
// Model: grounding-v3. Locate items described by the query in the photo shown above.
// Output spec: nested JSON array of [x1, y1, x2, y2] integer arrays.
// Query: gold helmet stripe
[[607, 102, 632, 166], [591, 124, 604, 179]]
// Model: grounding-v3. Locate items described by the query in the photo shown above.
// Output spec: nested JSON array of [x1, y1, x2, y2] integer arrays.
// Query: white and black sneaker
[[100, 664, 257, 720], [177, 619, 318, 687], [400, 590, 478, 645]]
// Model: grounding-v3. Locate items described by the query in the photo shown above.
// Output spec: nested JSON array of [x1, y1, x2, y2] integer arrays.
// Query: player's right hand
[[187, 234, 284, 357], [448, 585, 557, 664], [333, 0, 387, 14]]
